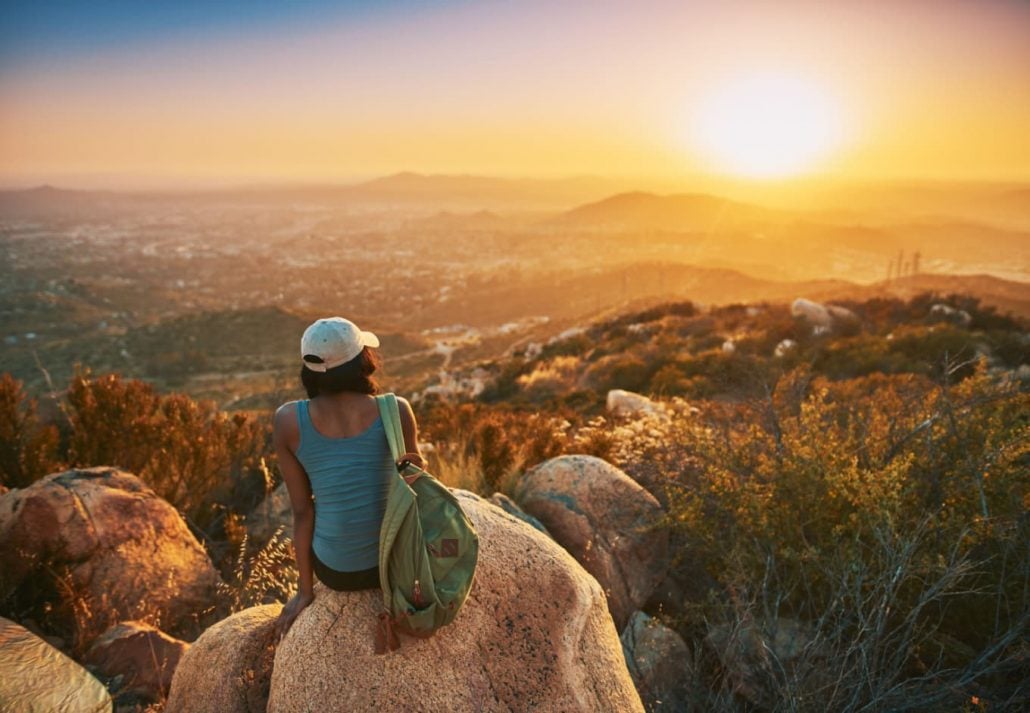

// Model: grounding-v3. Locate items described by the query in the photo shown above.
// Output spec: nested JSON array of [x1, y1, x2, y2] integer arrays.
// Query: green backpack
[[373, 393, 479, 653]]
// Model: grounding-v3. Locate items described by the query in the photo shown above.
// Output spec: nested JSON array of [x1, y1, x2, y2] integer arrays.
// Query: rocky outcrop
[[261, 490, 642, 712], [621, 611, 691, 712], [791, 298, 860, 334], [0, 467, 221, 640], [607, 389, 665, 419], [930, 303, 972, 327], [0, 616, 111, 713], [165, 604, 281, 713], [85, 620, 188, 703], [515, 455, 669, 628]]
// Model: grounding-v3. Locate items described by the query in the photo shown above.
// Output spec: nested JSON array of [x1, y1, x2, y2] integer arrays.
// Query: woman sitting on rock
[[273, 317, 425, 639]]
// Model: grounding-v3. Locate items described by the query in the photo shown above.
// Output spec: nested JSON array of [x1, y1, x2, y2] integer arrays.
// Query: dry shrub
[[0, 373, 61, 488], [64, 369, 272, 531], [603, 363, 1027, 710], [215, 528, 297, 616], [417, 401, 569, 493]]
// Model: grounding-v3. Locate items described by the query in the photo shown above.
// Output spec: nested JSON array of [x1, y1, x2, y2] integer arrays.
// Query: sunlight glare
[[691, 72, 842, 179]]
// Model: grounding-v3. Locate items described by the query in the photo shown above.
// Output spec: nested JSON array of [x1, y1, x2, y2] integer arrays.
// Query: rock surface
[[247, 481, 292, 542], [515, 455, 669, 627], [0, 616, 111, 713], [263, 491, 642, 712], [487, 492, 550, 535], [165, 604, 281, 713], [607, 389, 665, 418], [85, 620, 188, 702], [791, 298, 833, 328], [0, 467, 221, 640], [621, 611, 691, 712], [930, 303, 972, 327], [707, 617, 821, 707]]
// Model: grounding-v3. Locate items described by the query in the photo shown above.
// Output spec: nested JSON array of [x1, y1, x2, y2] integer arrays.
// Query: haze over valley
[[2, 174, 1027, 408]]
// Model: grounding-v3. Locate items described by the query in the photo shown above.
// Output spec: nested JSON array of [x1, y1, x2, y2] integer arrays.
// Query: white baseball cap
[[301, 317, 380, 372]]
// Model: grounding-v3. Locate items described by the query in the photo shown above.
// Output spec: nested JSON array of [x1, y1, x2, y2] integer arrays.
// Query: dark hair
[[301, 347, 381, 398]]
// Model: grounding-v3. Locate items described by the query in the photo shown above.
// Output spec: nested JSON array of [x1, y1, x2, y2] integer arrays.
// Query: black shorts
[[312, 549, 380, 591]]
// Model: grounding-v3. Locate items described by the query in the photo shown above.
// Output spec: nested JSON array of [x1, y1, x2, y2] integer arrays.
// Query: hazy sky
[[1, 0, 1028, 188]]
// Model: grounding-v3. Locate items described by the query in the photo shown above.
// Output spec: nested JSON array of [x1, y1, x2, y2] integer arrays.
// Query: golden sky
[[1, 0, 1028, 188]]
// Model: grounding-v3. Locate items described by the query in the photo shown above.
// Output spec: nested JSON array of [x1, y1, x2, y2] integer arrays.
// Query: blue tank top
[[294, 399, 393, 571]]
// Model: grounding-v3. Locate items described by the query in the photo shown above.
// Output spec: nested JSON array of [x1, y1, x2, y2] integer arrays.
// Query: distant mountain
[[406, 209, 515, 232], [0, 185, 118, 213], [552, 191, 785, 232], [0, 173, 628, 213], [347, 172, 626, 209]]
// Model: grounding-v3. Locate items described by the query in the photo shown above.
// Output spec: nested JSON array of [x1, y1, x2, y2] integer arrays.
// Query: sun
[[690, 72, 842, 179]]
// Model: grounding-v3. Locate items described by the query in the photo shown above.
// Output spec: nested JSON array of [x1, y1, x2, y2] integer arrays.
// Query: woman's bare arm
[[273, 402, 315, 637], [396, 396, 425, 468]]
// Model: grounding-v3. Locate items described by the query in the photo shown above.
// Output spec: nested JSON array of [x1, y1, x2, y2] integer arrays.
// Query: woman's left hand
[[275, 590, 314, 642], [397, 452, 426, 470]]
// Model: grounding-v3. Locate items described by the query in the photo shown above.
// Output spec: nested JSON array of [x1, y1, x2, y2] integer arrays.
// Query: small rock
[[607, 389, 665, 419], [706, 617, 822, 707], [247, 481, 293, 542], [621, 611, 691, 711], [86, 620, 189, 702]]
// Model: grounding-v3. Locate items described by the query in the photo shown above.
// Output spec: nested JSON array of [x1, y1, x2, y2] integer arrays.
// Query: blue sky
[[0, 1, 422, 66]]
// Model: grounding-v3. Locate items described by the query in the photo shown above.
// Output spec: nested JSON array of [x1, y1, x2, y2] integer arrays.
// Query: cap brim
[[361, 330, 380, 348]]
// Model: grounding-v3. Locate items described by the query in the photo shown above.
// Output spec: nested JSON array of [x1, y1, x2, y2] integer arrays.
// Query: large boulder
[[514, 455, 669, 627], [263, 491, 642, 712], [0, 616, 112, 713], [621, 611, 692, 712], [166, 604, 281, 713], [85, 620, 189, 703], [0, 467, 221, 640]]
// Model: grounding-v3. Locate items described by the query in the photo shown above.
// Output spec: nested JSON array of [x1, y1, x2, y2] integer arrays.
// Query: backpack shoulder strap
[[375, 393, 404, 461]]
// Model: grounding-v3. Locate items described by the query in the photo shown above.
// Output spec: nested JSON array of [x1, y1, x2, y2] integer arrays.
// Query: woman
[[273, 316, 425, 640]]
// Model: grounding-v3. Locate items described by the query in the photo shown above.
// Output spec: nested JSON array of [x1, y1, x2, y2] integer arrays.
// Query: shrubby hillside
[[473, 292, 1026, 410], [1, 291, 1026, 710]]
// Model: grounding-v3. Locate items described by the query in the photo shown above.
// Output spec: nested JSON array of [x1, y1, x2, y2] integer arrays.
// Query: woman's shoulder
[[393, 395, 417, 426], [274, 400, 305, 432], [275, 399, 305, 415]]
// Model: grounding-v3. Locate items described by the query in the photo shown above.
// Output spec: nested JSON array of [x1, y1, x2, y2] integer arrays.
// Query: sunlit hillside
[[2, 0, 1029, 709]]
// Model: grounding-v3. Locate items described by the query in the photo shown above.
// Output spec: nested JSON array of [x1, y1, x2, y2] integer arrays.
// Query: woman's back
[[294, 397, 393, 572]]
